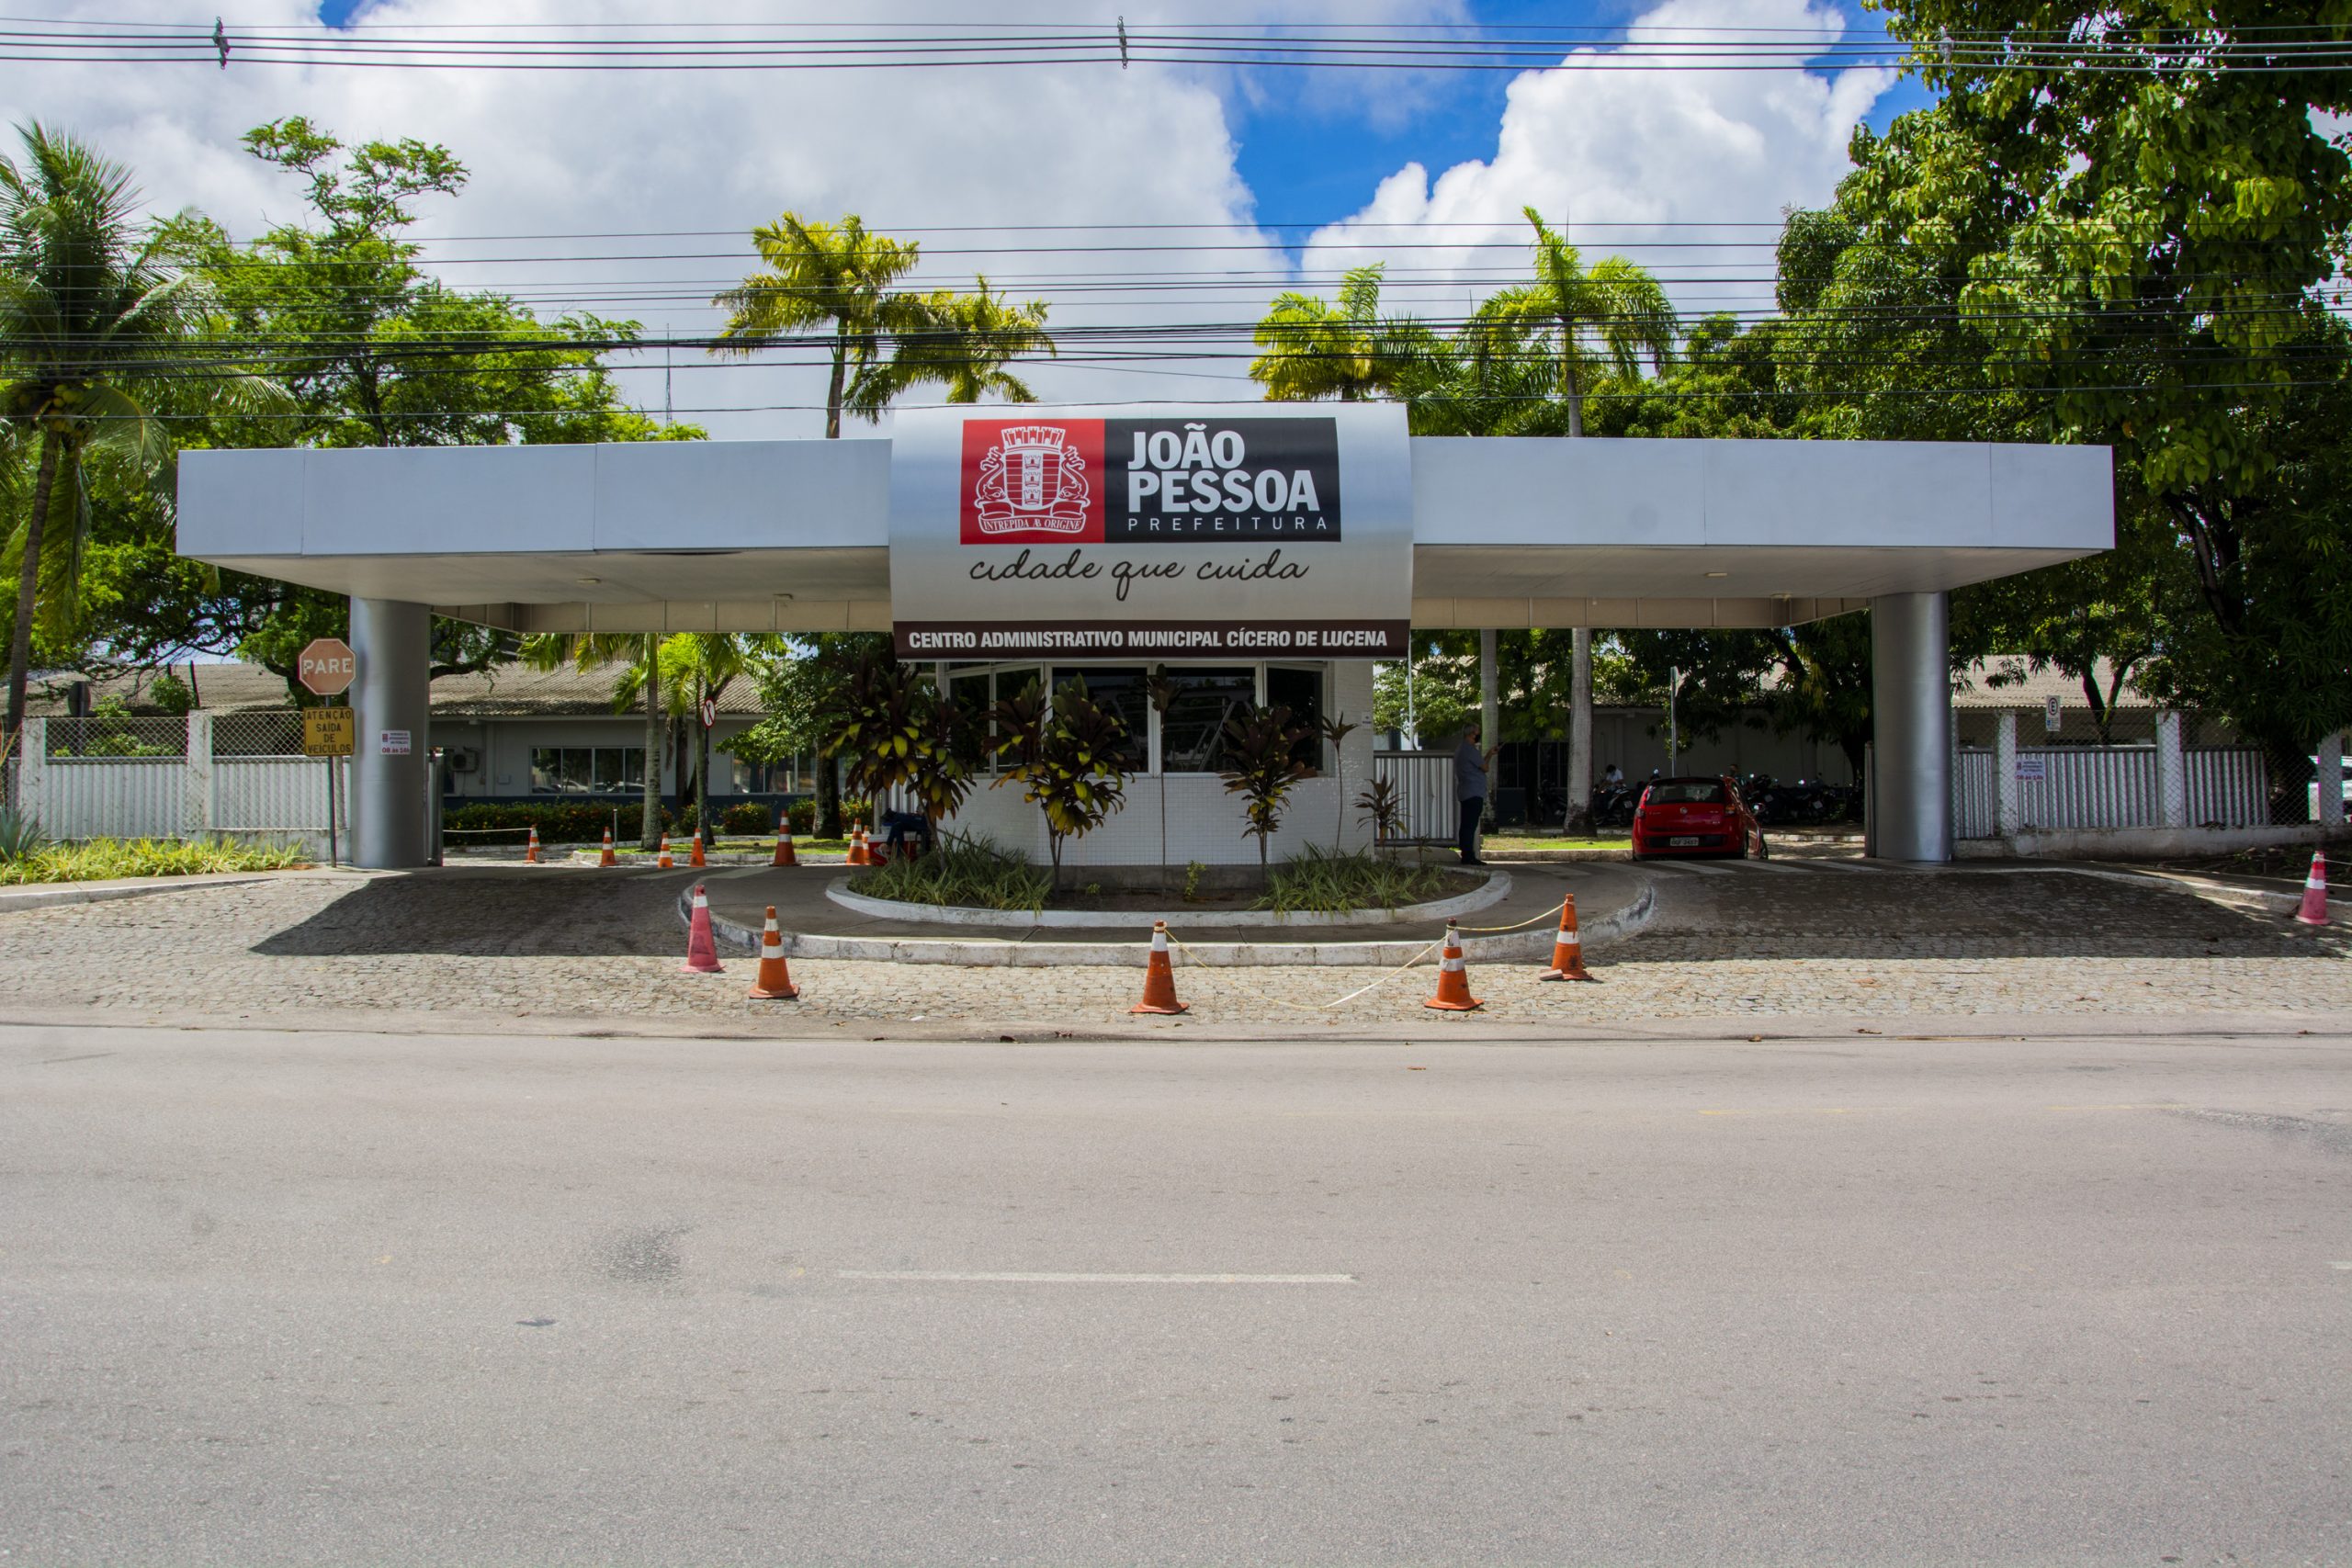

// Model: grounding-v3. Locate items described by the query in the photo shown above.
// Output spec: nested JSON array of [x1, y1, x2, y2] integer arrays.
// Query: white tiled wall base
[[935, 660, 1380, 866]]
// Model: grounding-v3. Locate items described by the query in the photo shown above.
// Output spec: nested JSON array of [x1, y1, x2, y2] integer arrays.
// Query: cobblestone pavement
[[1, 861, 2347, 1034]]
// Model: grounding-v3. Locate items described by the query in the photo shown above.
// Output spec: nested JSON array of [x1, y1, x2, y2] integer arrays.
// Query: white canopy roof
[[176, 433, 2109, 634]]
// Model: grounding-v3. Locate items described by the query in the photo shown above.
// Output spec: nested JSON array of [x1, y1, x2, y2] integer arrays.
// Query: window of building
[[530, 746, 647, 794], [1267, 664, 1326, 773], [949, 670, 995, 773], [1052, 666, 1150, 773], [1158, 667, 1256, 773]]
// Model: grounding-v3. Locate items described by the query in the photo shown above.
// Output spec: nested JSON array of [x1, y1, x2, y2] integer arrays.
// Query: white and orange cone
[[1424, 920, 1482, 1010], [1538, 895, 1592, 982], [772, 824, 797, 867], [690, 832, 707, 868], [747, 905, 798, 1000], [598, 828, 617, 869], [682, 883, 724, 974], [1131, 920, 1189, 1015], [657, 832, 673, 871], [525, 824, 541, 864], [846, 828, 872, 867], [2297, 850, 2331, 926]]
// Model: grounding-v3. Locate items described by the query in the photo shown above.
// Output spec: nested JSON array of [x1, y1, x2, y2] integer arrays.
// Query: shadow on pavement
[[1613, 866, 2341, 963], [250, 867, 695, 958]]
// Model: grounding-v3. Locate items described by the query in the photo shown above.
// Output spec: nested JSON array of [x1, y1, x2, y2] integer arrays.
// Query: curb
[[0, 871, 290, 913], [822, 866, 1510, 930], [682, 876, 1657, 968]]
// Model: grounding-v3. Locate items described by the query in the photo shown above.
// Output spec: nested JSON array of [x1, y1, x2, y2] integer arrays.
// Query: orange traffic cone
[[772, 825, 797, 867], [682, 883, 724, 974], [1538, 895, 1593, 981], [1131, 920, 1189, 1014], [2297, 850, 2331, 926], [690, 832, 707, 868], [747, 905, 799, 999], [847, 828, 872, 866], [657, 832, 673, 870], [599, 828, 616, 869], [1424, 920, 1482, 1010], [525, 825, 541, 864]]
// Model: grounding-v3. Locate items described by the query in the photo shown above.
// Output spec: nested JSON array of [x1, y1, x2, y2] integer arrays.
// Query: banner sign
[[890, 402, 1411, 660]]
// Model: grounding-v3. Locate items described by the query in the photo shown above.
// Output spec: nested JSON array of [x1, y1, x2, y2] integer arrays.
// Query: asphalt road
[[3, 1022, 2346, 1566]]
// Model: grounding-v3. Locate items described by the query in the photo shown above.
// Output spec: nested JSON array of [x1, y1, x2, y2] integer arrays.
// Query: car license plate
[[1669, 836, 1699, 847]]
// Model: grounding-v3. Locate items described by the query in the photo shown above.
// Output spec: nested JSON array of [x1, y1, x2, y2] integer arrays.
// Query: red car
[[1630, 774, 1769, 861]]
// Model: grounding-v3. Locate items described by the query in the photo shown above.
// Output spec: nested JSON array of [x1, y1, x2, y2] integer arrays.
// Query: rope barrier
[[1164, 929, 1444, 1013], [1453, 895, 1569, 935]]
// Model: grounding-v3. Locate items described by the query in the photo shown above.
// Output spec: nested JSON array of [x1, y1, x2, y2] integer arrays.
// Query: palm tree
[[0, 125, 273, 741], [627, 633, 775, 849], [854, 276, 1054, 413], [521, 631, 667, 849], [1476, 209, 1677, 834], [1249, 263, 1436, 402], [711, 213, 924, 439], [1478, 207, 1677, 438]]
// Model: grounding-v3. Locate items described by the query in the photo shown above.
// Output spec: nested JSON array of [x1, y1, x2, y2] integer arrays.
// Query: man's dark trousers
[[1459, 796, 1484, 863]]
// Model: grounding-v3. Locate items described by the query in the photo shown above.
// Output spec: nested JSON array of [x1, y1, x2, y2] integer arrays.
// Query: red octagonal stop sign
[[298, 637, 356, 697]]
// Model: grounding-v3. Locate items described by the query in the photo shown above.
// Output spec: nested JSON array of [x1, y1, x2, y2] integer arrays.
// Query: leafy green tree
[[1249, 263, 1439, 402], [1476, 209, 1679, 440], [626, 634, 770, 848], [62, 119, 689, 698], [1841, 4, 2352, 755], [0, 123, 278, 739], [726, 632, 889, 839]]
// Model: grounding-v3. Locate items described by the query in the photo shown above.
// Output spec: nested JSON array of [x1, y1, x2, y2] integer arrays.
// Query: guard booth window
[[1159, 667, 1255, 773]]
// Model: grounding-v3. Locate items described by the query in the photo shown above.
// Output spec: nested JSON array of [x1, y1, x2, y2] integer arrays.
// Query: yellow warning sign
[[303, 706, 356, 757]]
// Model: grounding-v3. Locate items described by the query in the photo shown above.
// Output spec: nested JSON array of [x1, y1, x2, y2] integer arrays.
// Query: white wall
[[933, 661, 1378, 866]]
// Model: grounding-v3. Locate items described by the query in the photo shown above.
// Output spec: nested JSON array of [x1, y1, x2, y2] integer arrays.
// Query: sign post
[[298, 637, 357, 866]]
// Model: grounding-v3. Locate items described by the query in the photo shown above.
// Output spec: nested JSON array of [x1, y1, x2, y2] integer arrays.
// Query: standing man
[[1455, 720, 1491, 866]]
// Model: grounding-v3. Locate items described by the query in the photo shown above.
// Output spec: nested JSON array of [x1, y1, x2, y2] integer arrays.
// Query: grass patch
[[849, 833, 1052, 913], [1256, 844, 1459, 915], [0, 835, 311, 886]]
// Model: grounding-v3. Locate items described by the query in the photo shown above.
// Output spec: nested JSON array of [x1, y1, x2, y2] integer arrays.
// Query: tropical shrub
[[1219, 703, 1312, 877], [720, 801, 772, 834], [849, 832, 1051, 912], [1256, 844, 1453, 915], [991, 676, 1131, 886], [0, 805, 50, 862], [786, 798, 819, 836], [0, 835, 310, 885]]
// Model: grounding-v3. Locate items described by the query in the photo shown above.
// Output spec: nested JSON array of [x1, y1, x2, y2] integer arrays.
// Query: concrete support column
[[1870, 592, 1953, 863], [1994, 711, 2020, 838], [2319, 731, 2345, 829], [350, 597, 432, 869], [185, 712, 215, 835], [2155, 711, 2188, 829]]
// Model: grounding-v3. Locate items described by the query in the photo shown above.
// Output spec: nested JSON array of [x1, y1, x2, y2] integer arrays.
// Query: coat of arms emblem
[[973, 424, 1090, 536]]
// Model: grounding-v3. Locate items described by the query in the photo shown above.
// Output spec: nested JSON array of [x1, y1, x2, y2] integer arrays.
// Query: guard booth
[[174, 406, 2112, 868]]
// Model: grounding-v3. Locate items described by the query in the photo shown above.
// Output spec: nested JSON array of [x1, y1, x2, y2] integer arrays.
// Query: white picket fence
[[1372, 750, 1457, 843], [1953, 742, 2276, 838], [7, 713, 345, 851]]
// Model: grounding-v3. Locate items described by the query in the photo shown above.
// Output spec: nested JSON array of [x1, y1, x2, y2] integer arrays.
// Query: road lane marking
[[837, 1270, 1356, 1285]]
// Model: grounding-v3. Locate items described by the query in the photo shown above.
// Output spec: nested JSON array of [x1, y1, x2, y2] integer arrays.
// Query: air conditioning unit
[[446, 747, 481, 774]]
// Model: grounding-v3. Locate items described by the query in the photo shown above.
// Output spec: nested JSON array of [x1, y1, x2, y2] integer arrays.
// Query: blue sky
[[310, 0, 1936, 241]]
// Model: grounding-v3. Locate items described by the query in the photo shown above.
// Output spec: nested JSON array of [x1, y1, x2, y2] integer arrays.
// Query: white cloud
[[0, 0, 1894, 438], [1299, 0, 1896, 329], [0, 0, 1344, 436]]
